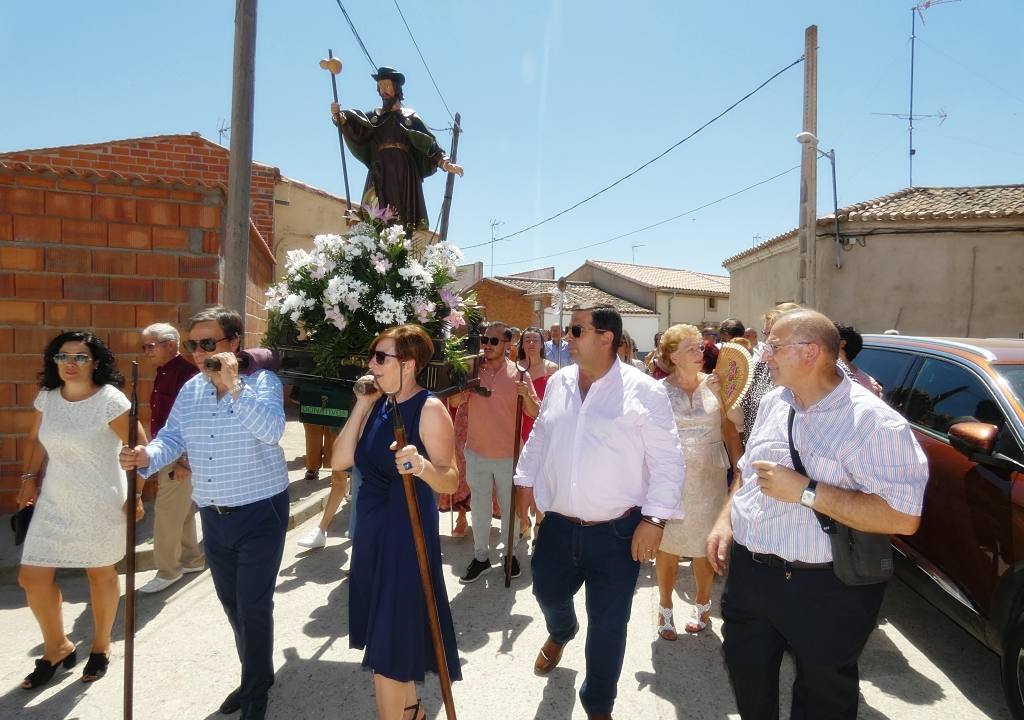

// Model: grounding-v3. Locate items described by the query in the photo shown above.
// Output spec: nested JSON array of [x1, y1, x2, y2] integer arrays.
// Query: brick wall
[[470, 280, 549, 330]]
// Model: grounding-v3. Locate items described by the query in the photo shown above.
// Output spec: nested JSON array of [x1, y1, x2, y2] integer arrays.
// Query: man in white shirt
[[515, 306, 685, 720]]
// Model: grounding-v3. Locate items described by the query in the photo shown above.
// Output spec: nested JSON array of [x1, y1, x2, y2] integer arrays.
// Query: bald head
[[774, 309, 840, 363]]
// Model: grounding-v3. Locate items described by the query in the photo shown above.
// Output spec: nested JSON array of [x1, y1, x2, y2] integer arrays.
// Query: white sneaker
[[138, 574, 183, 594], [181, 564, 205, 574], [297, 528, 327, 549]]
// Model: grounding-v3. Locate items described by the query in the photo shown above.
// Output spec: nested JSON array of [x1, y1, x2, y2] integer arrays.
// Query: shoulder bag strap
[[788, 407, 836, 534]]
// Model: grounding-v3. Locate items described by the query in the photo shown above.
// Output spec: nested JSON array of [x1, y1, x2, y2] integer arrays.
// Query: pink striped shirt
[[731, 373, 928, 563]]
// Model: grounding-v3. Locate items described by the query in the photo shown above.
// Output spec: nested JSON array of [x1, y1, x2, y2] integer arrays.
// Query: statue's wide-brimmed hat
[[372, 66, 405, 86]]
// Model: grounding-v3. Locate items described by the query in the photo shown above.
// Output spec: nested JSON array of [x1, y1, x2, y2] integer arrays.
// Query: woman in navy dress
[[332, 324, 461, 720]]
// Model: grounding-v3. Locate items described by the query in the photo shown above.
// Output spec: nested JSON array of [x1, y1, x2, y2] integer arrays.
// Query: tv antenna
[[217, 118, 231, 145]]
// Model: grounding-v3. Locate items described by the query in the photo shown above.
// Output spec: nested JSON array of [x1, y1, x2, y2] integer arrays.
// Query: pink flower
[[446, 307, 466, 329], [368, 202, 398, 225]]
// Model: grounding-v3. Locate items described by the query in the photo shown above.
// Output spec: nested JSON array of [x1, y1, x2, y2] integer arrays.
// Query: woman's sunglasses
[[54, 353, 93, 365], [183, 336, 231, 353], [370, 350, 400, 365]]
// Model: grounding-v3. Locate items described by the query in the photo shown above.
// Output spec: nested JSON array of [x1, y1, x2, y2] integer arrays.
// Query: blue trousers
[[200, 490, 288, 708], [531, 510, 642, 715]]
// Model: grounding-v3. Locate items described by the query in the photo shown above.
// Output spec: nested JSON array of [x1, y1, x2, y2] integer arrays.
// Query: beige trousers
[[153, 465, 205, 579]]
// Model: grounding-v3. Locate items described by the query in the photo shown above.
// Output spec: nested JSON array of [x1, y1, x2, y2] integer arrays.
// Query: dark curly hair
[[38, 330, 125, 390]]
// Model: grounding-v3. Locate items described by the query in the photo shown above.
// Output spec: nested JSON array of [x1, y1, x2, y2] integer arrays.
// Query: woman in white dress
[[17, 331, 146, 689], [655, 324, 741, 639]]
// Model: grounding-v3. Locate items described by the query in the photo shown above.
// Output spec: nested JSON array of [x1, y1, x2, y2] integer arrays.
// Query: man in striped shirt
[[120, 306, 288, 720], [706, 309, 928, 720]]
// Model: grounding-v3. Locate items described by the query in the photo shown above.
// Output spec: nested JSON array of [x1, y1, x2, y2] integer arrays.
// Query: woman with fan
[[654, 324, 742, 638]]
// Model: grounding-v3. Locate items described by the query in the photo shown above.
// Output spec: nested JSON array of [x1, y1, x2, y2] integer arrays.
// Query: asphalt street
[[0, 494, 1013, 720]]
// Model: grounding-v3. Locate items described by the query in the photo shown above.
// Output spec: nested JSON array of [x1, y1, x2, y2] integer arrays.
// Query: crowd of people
[[14, 301, 926, 720]]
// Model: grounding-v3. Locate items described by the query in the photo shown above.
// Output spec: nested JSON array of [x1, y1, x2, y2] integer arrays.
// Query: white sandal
[[657, 606, 677, 641], [684, 601, 713, 634]]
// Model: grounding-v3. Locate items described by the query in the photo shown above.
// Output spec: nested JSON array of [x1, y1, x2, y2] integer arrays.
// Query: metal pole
[[797, 25, 818, 308], [438, 113, 462, 243], [223, 0, 258, 316], [828, 150, 842, 269]]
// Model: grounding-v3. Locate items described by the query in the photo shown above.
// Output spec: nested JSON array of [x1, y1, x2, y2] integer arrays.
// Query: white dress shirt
[[514, 358, 685, 521]]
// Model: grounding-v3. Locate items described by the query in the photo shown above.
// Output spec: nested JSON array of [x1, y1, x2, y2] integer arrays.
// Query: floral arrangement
[[263, 205, 476, 378]]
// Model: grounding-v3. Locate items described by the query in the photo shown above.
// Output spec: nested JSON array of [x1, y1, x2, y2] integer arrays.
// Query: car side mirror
[[949, 421, 998, 457]]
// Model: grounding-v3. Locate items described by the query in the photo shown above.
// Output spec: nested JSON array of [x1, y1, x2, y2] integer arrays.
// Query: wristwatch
[[799, 479, 818, 508]]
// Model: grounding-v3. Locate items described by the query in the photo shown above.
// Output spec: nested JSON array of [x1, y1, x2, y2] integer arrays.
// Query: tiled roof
[[0, 158, 228, 190], [585, 260, 730, 296], [723, 184, 1024, 266], [485, 277, 655, 315]]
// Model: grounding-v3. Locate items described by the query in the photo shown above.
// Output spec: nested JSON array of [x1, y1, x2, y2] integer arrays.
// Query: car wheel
[[1002, 620, 1024, 720]]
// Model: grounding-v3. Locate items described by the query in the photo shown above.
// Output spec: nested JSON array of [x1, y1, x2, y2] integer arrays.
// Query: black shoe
[[460, 558, 491, 584], [241, 695, 267, 720], [505, 555, 522, 579], [219, 687, 241, 714], [21, 648, 77, 690]]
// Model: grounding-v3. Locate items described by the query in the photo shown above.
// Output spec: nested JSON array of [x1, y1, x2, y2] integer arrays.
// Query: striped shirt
[[732, 371, 928, 563], [140, 369, 288, 507]]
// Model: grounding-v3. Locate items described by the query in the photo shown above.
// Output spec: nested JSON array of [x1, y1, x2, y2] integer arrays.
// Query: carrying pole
[[123, 361, 140, 720], [437, 113, 462, 243]]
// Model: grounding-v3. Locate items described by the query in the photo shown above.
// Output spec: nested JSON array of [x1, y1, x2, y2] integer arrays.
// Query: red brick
[[202, 231, 218, 254], [46, 301, 91, 325], [0, 273, 12, 297], [0, 328, 11, 353], [63, 276, 109, 301], [15, 383, 39, 408], [180, 204, 220, 229], [97, 182, 131, 195], [13, 274, 61, 299], [107, 329, 143, 355], [45, 246, 91, 273], [137, 199, 179, 226], [153, 279, 189, 302], [13, 215, 61, 243], [56, 178, 94, 192], [0, 187, 44, 215], [179, 255, 219, 279], [12, 327, 56, 353], [134, 186, 170, 199], [0, 246, 44, 271], [92, 303, 136, 328], [0, 174, 13, 185], [45, 192, 92, 219], [108, 223, 152, 250], [0, 300, 43, 327], [93, 196, 136, 222], [0, 214, 11, 242], [110, 277, 153, 302], [170, 189, 204, 202], [14, 175, 56, 190], [136, 253, 178, 278], [0, 355, 41, 382], [136, 304, 177, 328], [92, 249, 137, 275], [0, 384, 13, 409], [153, 226, 188, 250], [62, 218, 107, 246], [8, 408, 37, 432]]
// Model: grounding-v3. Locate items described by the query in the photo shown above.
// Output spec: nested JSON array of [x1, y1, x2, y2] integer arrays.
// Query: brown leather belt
[[551, 506, 639, 527], [377, 142, 409, 152]]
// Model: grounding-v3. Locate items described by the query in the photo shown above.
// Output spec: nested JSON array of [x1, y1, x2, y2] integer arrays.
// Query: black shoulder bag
[[788, 407, 893, 586]]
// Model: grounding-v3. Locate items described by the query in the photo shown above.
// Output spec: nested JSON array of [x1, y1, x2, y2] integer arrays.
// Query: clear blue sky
[[3, 1, 1022, 279]]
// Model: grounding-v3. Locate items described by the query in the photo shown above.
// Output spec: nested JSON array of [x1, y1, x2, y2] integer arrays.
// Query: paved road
[[0, 502, 1012, 719]]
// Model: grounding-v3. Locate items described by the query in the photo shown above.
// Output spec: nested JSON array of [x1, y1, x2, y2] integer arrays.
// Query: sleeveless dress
[[22, 385, 131, 568], [659, 379, 730, 558], [350, 389, 462, 682]]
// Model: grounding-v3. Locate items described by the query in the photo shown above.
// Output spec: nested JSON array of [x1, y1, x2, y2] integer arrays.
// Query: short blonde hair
[[658, 323, 701, 371], [762, 302, 801, 332]]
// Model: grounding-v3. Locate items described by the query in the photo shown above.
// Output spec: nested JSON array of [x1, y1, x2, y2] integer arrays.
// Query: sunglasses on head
[[569, 325, 609, 338], [54, 352, 93, 365], [370, 350, 400, 365], [184, 336, 231, 353], [482, 336, 504, 346]]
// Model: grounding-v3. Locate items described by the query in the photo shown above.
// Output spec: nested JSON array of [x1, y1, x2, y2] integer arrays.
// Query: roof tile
[[586, 260, 730, 295], [483, 277, 655, 315]]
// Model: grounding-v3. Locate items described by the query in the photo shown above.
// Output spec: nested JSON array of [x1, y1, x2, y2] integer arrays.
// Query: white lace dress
[[659, 378, 731, 558], [22, 385, 131, 568]]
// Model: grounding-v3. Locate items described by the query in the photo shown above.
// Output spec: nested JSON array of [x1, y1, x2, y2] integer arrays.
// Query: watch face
[[800, 489, 815, 508]]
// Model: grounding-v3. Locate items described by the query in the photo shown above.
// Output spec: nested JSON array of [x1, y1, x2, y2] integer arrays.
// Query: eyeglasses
[[54, 353, 93, 365], [763, 341, 812, 356], [183, 336, 231, 353], [569, 325, 609, 338], [481, 336, 504, 346], [140, 340, 168, 352], [370, 350, 400, 365]]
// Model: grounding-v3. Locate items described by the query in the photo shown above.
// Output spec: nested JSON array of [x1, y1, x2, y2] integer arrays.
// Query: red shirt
[[150, 353, 199, 437]]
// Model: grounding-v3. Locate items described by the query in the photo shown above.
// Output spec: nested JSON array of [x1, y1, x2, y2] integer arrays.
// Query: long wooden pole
[[437, 113, 461, 243], [123, 361, 140, 720], [504, 360, 529, 588], [797, 24, 818, 307], [389, 398, 457, 720], [326, 49, 352, 211]]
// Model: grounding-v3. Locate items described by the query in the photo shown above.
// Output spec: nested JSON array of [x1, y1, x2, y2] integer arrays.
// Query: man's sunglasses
[[184, 336, 232, 353], [370, 350, 400, 365], [54, 353, 93, 365], [481, 336, 504, 346], [569, 325, 609, 338]]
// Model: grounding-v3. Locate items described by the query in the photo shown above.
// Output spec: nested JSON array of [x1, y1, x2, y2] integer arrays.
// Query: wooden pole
[[389, 398, 458, 720], [504, 361, 528, 588], [797, 25, 818, 308], [438, 113, 462, 243], [223, 0, 258, 316], [123, 361, 140, 720], [325, 49, 352, 212]]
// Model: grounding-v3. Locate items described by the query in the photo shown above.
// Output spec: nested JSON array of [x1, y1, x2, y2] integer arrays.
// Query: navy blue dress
[[350, 389, 462, 682]]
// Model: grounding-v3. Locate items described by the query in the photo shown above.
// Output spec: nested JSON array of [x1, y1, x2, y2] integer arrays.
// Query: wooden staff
[[320, 49, 352, 211], [124, 361, 139, 720], [504, 359, 530, 588], [389, 397, 458, 720]]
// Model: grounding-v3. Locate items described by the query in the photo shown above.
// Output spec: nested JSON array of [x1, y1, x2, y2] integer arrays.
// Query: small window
[[708, 297, 717, 310], [856, 348, 917, 404], [904, 358, 1005, 436]]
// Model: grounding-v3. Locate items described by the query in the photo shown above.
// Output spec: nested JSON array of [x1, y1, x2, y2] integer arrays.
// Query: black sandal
[[21, 648, 77, 690], [404, 701, 425, 720], [81, 652, 109, 683]]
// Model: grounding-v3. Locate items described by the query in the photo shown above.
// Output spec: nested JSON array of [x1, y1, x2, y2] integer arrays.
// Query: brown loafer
[[534, 636, 567, 675]]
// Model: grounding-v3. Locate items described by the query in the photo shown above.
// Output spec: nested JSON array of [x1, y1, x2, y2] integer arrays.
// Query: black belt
[[740, 544, 833, 570], [550, 507, 638, 527], [204, 501, 252, 515]]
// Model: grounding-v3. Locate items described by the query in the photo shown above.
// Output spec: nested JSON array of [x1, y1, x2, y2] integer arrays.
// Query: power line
[[334, 0, 376, 71], [392, 0, 456, 124], [489, 163, 802, 268], [481, 55, 805, 245]]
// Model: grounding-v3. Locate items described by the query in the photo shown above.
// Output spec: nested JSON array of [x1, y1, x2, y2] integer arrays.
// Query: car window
[[905, 358, 1006, 435], [856, 347, 916, 403]]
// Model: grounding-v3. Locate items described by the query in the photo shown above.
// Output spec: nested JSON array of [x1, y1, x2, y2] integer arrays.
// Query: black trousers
[[722, 543, 886, 720], [201, 490, 288, 709]]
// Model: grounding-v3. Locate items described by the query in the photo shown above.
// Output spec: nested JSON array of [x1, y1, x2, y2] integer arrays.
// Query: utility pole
[[797, 24, 818, 308], [488, 219, 502, 277], [438, 113, 462, 244], [223, 0, 258, 317]]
